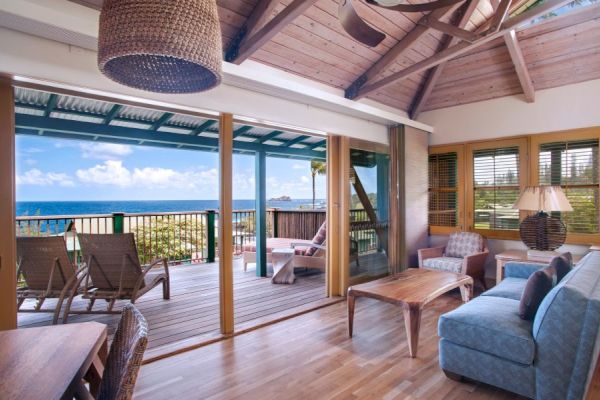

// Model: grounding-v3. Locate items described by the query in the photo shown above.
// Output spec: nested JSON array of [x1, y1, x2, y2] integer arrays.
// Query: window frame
[[428, 144, 465, 235], [466, 138, 529, 240], [529, 127, 600, 245]]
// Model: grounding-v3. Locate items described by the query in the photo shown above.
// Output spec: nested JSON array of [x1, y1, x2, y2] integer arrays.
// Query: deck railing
[[16, 208, 382, 266]]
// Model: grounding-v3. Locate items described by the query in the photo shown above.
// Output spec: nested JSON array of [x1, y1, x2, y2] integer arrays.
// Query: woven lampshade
[[98, 0, 223, 94]]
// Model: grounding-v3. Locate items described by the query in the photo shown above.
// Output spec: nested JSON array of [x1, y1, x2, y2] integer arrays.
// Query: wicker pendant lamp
[[98, 0, 223, 94]]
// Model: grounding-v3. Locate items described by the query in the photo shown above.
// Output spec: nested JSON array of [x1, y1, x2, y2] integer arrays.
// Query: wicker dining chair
[[62, 233, 170, 323], [16, 236, 86, 324], [97, 304, 148, 400]]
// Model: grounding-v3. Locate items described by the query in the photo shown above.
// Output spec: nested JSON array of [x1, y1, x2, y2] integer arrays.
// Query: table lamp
[[512, 186, 573, 260]]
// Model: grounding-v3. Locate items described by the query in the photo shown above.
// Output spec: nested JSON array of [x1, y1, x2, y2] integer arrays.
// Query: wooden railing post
[[206, 210, 216, 263], [272, 208, 279, 238], [112, 212, 124, 234]]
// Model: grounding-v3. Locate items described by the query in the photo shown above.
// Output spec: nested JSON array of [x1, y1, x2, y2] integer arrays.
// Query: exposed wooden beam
[[190, 120, 217, 136], [490, 0, 501, 11], [284, 135, 311, 147], [225, 0, 279, 63], [489, 0, 512, 32], [227, 0, 318, 65], [233, 125, 254, 138], [355, 0, 573, 100], [503, 29, 535, 102], [44, 94, 58, 117], [150, 112, 174, 131], [345, 4, 458, 99], [420, 16, 479, 42], [410, 0, 481, 119], [103, 104, 122, 125], [257, 130, 283, 143]]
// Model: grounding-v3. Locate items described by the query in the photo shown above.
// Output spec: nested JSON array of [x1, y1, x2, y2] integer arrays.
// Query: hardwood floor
[[17, 259, 326, 357], [134, 292, 523, 400]]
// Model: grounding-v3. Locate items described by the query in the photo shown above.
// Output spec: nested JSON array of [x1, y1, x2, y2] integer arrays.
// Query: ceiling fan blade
[[339, 0, 386, 47], [365, 0, 465, 13]]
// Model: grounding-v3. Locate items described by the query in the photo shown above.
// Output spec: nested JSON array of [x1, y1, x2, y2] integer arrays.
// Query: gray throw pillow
[[519, 266, 555, 320]]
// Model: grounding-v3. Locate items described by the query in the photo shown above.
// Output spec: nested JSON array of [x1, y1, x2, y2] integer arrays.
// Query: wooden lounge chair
[[16, 236, 85, 324], [63, 233, 170, 323]]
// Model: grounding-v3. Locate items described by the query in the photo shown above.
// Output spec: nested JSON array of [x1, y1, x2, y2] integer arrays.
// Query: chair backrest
[[16, 236, 76, 291], [98, 304, 148, 400], [78, 233, 144, 291], [444, 231, 484, 258], [533, 251, 600, 400], [305, 221, 327, 257]]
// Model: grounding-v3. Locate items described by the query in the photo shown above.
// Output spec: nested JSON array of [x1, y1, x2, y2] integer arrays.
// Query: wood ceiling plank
[[230, 0, 319, 64], [489, 0, 512, 32], [353, 0, 575, 100]]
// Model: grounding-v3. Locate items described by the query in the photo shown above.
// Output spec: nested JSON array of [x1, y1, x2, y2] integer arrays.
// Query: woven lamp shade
[[98, 0, 223, 94]]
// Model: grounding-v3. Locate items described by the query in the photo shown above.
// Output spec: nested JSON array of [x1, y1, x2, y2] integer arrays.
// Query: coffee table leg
[[347, 293, 356, 338], [459, 283, 473, 302], [403, 304, 422, 358]]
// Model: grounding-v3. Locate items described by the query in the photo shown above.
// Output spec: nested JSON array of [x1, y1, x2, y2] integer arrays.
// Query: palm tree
[[310, 160, 326, 209]]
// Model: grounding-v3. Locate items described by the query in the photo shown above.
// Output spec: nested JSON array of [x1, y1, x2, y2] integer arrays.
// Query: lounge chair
[[16, 236, 85, 324], [63, 233, 170, 323], [242, 221, 359, 272]]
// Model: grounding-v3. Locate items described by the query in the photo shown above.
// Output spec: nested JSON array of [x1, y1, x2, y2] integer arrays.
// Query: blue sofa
[[438, 251, 600, 399]]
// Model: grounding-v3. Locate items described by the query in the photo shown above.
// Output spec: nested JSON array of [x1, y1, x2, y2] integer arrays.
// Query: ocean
[[16, 199, 326, 216]]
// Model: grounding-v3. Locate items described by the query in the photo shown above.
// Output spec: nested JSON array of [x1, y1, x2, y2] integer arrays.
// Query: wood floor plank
[[134, 294, 525, 400]]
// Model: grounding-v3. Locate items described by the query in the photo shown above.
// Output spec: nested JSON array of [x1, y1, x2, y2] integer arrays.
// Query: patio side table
[[271, 248, 296, 284]]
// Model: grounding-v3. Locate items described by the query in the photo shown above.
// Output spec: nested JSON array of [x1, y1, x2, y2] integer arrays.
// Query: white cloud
[[24, 159, 37, 166], [76, 161, 219, 192], [17, 169, 75, 187], [79, 143, 133, 160], [76, 160, 132, 187], [292, 163, 306, 170], [301, 175, 310, 183]]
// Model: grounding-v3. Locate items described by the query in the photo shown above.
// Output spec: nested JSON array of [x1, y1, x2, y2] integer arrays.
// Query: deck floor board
[[17, 259, 326, 352]]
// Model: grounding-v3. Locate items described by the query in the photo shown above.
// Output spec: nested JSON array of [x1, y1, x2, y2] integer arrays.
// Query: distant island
[[269, 195, 292, 201]]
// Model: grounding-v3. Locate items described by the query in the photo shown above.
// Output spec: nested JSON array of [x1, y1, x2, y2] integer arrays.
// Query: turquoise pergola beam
[[103, 104, 122, 124], [190, 120, 216, 136], [233, 125, 253, 138], [257, 130, 283, 143], [284, 135, 311, 148], [15, 114, 326, 161], [309, 140, 327, 149], [255, 150, 267, 277], [44, 94, 58, 117], [150, 112, 174, 131]]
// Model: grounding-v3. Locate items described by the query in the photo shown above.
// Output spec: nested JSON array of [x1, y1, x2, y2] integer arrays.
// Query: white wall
[[419, 80, 599, 279], [0, 27, 392, 143], [419, 79, 600, 146]]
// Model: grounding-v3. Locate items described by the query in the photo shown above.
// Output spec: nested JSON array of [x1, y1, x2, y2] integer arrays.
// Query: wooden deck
[[17, 258, 326, 355], [134, 293, 523, 400]]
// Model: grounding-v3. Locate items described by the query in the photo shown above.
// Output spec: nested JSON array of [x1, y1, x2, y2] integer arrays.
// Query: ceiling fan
[[339, 0, 465, 47]]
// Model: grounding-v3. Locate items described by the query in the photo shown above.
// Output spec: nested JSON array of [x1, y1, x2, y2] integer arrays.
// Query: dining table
[[0, 321, 108, 400]]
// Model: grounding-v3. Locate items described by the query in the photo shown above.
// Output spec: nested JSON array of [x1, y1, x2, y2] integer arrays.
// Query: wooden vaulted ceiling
[[72, 0, 600, 117]]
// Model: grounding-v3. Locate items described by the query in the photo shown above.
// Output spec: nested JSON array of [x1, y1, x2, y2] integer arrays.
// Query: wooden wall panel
[[0, 79, 16, 330]]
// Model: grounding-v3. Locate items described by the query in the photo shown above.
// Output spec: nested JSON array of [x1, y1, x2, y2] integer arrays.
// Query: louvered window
[[473, 147, 521, 231], [539, 139, 599, 234], [428, 152, 458, 228]]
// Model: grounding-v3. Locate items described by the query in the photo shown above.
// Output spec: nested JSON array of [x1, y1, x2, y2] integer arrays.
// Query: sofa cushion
[[444, 231, 483, 258], [438, 296, 535, 365], [422, 257, 463, 273], [482, 277, 527, 301], [550, 252, 572, 283], [519, 266, 555, 320]]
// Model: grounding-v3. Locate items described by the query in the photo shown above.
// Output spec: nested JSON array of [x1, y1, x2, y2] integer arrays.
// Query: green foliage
[[310, 160, 326, 209], [351, 193, 377, 210], [134, 217, 206, 264]]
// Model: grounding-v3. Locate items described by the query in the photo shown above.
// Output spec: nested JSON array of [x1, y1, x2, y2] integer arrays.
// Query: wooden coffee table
[[347, 268, 473, 358]]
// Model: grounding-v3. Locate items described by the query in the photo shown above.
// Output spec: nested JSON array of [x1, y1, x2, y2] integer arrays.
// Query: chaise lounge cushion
[[243, 238, 311, 255], [438, 296, 535, 365], [481, 277, 527, 301], [422, 257, 463, 273]]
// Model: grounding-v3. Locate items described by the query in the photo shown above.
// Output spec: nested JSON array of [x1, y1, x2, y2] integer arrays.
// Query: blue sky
[[15, 136, 333, 201]]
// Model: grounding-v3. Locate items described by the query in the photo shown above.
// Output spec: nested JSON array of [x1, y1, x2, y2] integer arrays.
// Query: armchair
[[418, 231, 489, 289]]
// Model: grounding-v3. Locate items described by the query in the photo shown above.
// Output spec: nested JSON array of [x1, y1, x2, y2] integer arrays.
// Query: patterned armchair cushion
[[438, 296, 536, 365], [444, 232, 484, 258], [422, 257, 463, 274]]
